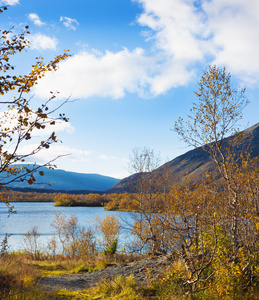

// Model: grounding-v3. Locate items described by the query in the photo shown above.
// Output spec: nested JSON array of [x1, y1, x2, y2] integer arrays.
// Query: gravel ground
[[40, 254, 173, 291]]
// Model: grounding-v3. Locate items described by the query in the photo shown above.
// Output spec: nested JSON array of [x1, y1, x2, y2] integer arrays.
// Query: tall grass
[[0, 253, 55, 299]]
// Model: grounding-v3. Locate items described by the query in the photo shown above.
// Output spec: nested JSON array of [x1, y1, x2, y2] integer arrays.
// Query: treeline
[[0, 189, 135, 209], [1, 189, 147, 210], [0, 190, 108, 207], [53, 193, 109, 207], [1, 190, 55, 203], [53, 192, 148, 209]]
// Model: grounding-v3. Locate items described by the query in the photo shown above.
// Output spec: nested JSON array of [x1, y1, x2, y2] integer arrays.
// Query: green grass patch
[[32, 260, 96, 277]]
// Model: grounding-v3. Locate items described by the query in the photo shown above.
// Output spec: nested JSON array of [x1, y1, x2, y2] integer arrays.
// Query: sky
[[0, 0, 259, 179]]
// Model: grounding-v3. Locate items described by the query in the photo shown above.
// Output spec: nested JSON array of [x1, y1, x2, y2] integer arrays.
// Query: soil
[[40, 254, 173, 291]]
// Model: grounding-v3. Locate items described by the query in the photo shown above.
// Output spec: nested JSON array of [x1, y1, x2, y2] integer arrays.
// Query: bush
[[103, 238, 118, 256]]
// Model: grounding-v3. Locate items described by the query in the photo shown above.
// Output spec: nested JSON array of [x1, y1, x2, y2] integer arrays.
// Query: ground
[[40, 254, 173, 291]]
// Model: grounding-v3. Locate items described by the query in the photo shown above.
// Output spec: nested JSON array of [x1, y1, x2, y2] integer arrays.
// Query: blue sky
[[1, 0, 259, 179]]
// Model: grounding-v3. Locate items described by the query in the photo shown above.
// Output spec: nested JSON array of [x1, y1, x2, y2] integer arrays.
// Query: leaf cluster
[[0, 8, 71, 209]]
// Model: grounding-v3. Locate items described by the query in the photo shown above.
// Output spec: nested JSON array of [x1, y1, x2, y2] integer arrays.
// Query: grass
[[0, 253, 56, 300], [56, 275, 144, 300], [1, 251, 259, 300], [25, 253, 113, 279], [31, 259, 94, 277], [0, 252, 140, 299], [0, 251, 152, 299]]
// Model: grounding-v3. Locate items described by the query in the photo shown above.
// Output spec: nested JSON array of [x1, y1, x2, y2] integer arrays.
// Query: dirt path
[[40, 255, 172, 291]]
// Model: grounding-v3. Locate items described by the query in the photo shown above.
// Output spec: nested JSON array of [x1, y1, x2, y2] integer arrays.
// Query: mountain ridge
[[3, 123, 258, 194], [108, 122, 259, 193], [5, 166, 120, 192]]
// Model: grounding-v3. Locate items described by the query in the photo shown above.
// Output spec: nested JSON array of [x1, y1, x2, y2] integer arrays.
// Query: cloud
[[29, 33, 58, 50], [133, 0, 207, 93], [0, 109, 74, 138], [34, 48, 157, 99], [0, 109, 74, 168], [0, 0, 19, 5], [37, 119, 74, 136], [33, 0, 259, 100], [60, 16, 79, 30], [136, 0, 206, 61], [202, 0, 259, 83], [28, 13, 45, 26], [33, 45, 195, 100], [135, 0, 259, 85], [100, 154, 127, 162], [17, 144, 92, 165]]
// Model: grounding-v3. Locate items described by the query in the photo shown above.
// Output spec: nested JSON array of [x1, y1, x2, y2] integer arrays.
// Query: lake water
[[0, 202, 134, 252]]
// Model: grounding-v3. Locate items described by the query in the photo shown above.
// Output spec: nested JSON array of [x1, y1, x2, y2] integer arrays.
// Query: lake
[[0, 202, 134, 252]]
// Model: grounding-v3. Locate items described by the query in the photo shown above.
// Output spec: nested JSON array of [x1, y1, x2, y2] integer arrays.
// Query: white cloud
[[133, 0, 207, 92], [33, 0, 259, 100], [17, 144, 92, 165], [38, 119, 74, 136], [202, 0, 259, 83], [135, 0, 259, 85], [60, 16, 79, 31], [100, 154, 127, 162], [34, 48, 157, 99], [29, 33, 58, 50], [0, 109, 74, 138], [28, 13, 45, 26], [0, 0, 19, 5], [136, 0, 206, 61], [0, 109, 74, 169]]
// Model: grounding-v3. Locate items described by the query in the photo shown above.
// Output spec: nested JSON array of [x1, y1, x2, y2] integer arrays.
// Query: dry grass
[[0, 253, 55, 299], [0, 251, 145, 299]]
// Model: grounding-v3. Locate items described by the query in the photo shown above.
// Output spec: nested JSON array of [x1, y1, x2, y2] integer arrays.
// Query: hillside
[[4, 166, 120, 192], [108, 123, 259, 193]]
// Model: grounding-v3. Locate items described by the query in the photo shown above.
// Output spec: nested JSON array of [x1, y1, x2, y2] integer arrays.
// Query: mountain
[[108, 123, 259, 193], [5, 166, 120, 192]]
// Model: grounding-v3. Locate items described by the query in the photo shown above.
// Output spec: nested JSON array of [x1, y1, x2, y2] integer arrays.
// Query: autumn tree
[[159, 182, 225, 294], [23, 226, 40, 259], [0, 7, 70, 211], [174, 65, 249, 249], [127, 147, 171, 254], [94, 214, 120, 255], [50, 213, 96, 257], [172, 65, 259, 294]]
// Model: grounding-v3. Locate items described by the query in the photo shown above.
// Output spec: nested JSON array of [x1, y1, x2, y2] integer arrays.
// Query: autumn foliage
[[0, 6, 71, 214]]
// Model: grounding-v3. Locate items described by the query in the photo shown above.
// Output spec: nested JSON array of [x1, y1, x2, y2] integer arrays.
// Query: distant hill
[[5, 166, 120, 192], [108, 123, 259, 193]]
